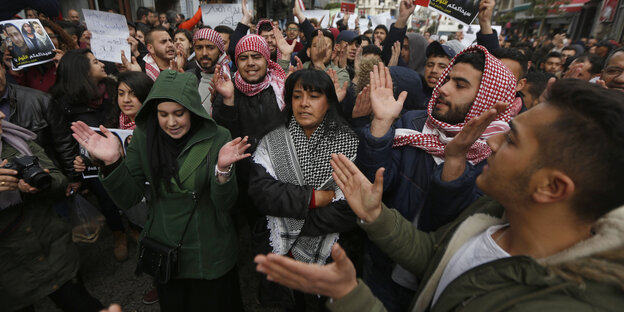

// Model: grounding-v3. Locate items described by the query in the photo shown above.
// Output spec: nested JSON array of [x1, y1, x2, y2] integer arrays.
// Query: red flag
[[414, 0, 429, 7]]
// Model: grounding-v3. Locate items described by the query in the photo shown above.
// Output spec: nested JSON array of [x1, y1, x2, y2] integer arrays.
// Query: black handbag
[[136, 192, 199, 284]]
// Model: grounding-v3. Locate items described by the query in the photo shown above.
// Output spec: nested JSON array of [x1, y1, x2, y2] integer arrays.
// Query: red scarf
[[143, 53, 160, 81], [119, 113, 136, 130], [234, 34, 286, 110], [393, 45, 517, 165]]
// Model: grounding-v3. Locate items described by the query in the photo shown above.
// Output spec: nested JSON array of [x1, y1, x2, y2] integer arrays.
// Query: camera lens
[[22, 166, 52, 190]]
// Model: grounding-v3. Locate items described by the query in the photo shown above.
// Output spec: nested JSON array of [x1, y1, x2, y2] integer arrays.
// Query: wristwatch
[[215, 164, 233, 177]]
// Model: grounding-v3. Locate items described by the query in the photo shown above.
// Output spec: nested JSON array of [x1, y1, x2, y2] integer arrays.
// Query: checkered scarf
[[234, 34, 286, 110], [252, 117, 358, 264], [143, 53, 161, 81], [393, 45, 516, 165], [119, 113, 136, 130], [192, 28, 231, 76]]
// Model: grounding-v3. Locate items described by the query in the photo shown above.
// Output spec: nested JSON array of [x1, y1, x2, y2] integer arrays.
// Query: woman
[[115, 71, 153, 130], [248, 69, 359, 309], [174, 28, 194, 62], [49, 49, 128, 260], [0, 111, 103, 311], [32, 21, 54, 51], [72, 70, 248, 311], [21, 22, 40, 53]]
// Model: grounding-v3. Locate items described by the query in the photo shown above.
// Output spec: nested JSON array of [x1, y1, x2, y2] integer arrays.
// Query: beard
[[431, 95, 472, 125]]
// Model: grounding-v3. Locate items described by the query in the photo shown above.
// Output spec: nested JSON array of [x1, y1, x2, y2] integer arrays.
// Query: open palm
[[71, 121, 122, 165], [370, 62, 406, 121]]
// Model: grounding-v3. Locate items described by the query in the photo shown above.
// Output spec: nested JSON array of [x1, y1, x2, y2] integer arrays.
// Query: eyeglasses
[[287, 27, 299, 31], [604, 66, 624, 77]]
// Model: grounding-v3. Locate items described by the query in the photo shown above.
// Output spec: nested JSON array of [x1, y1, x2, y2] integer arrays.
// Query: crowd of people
[[1, 0, 624, 311]]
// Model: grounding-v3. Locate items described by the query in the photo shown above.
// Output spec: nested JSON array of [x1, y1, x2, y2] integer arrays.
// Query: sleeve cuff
[[326, 279, 382, 312], [358, 203, 398, 240]]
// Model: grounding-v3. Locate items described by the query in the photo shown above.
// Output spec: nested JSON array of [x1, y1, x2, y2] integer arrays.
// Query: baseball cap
[[336, 30, 360, 44], [426, 41, 456, 59]]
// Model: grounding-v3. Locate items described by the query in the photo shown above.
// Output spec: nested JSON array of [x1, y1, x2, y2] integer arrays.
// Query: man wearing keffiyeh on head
[[354, 45, 517, 311], [183, 27, 230, 114]]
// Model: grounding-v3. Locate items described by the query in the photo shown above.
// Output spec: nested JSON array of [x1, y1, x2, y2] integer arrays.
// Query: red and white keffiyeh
[[234, 34, 287, 111], [119, 113, 136, 130], [393, 45, 517, 165], [192, 27, 231, 76], [143, 53, 161, 81]]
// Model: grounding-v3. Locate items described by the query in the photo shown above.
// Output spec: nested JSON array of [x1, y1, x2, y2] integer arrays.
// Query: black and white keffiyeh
[[252, 116, 358, 264]]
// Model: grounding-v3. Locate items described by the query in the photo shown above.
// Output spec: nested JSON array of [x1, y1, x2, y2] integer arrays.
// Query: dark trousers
[[85, 179, 124, 231], [16, 277, 103, 312], [156, 267, 243, 312]]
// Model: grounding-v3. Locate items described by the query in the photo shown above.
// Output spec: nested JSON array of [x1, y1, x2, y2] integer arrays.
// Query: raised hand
[[255, 243, 358, 299], [287, 56, 304, 79], [396, 0, 415, 28], [442, 101, 507, 181], [331, 153, 384, 223], [478, 0, 495, 34], [209, 64, 235, 105], [332, 42, 348, 68], [174, 46, 187, 71], [217, 136, 251, 171], [121, 50, 141, 72], [241, 0, 254, 26], [352, 86, 371, 118], [127, 36, 139, 57], [274, 25, 296, 60], [328, 68, 348, 102], [71, 121, 123, 166], [73, 155, 86, 172], [52, 49, 64, 67], [353, 45, 363, 74], [388, 41, 401, 67], [293, 0, 305, 22], [369, 62, 407, 137]]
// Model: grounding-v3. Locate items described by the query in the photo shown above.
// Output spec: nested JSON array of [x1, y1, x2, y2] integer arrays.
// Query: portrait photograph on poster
[[1, 19, 56, 70]]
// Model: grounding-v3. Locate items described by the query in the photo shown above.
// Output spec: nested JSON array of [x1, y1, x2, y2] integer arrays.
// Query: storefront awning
[[548, 0, 590, 14]]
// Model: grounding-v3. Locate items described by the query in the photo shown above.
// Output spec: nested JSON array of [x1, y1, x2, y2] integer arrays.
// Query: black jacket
[[7, 83, 80, 181]]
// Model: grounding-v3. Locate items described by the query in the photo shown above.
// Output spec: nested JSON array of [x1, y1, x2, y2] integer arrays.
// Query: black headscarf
[[145, 109, 199, 194]]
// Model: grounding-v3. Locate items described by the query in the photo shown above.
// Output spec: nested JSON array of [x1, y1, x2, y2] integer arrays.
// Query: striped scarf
[[393, 45, 517, 165], [143, 53, 161, 81], [234, 34, 286, 111]]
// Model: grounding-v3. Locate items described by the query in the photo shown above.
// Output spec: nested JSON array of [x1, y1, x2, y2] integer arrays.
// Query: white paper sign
[[82, 9, 130, 64], [332, 12, 358, 29], [460, 24, 502, 47], [359, 18, 370, 32], [295, 10, 330, 28], [370, 12, 391, 29], [201, 3, 252, 28]]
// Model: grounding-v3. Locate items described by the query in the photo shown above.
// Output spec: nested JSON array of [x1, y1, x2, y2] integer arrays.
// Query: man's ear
[[146, 43, 154, 55], [532, 169, 575, 204], [306, 47, 310, 58], [516, 77, 527, 93]]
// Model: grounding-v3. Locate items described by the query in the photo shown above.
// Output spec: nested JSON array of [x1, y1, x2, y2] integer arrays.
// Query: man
[[135, 6, 151, 29], [301, 30, 350, 86], [24, 7, 38, 19], [541, 51, 562, 75], [336, 30, 361, 80], [158, 12, 167, 26], [184, 27, 230, 114], [373, 25, 388, 46], [284, 20, 304, 53], [4, 23, 30, 56], [143, 26, 176, 81], [257, 20, 279, 62], [354, 46, 517, 311], [147, 9, 159, 27], [214, 25, 234, 52], [212, 34, 287, 154], [521, 72, 555, 109], [422, 41, 455, 102], [600, 47, 624, 92], [493, 48, 529, 113], [255, 78, 624, 312], [0, 62, 80, 194], [595, 40, 616, 58], [561, 46, 578, 62], [67, 9, 80, 24], [563, 53, 603, 81]]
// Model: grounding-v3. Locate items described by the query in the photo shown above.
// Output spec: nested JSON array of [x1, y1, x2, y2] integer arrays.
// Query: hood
[[427, 45, 517, 129], [544, 205, 624, 289], [389, 66, 425, 111], [405, 33, 427, 74], [135, 70, 212, 128]]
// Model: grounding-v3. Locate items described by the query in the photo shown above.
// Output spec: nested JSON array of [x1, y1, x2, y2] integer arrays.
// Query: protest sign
[[359, 18, 370, 32], [81, 128, 134, 179], [82, 9, 130, 64], [340, 2, 356, 13], [201, 2, 252, 28], [295, 10, 330, 28], [428, 0, 480, 25], [370, 12, 391, 29], [460, 24, 502, 47], [414, 0, 430, 7], [332, 12, 358, 29], [1, 19, 55, 70]]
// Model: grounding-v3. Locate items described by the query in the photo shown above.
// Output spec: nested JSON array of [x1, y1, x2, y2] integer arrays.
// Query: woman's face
[[87, 52, 107, 82], [117, 82, 142, 120], [291, 81, 329, 137], [157, 101, 191, 139], [33, 23, 44, 36], [174, 33, 192, 56], [23, 23, 33, 35], [136, 30, 145, 44]]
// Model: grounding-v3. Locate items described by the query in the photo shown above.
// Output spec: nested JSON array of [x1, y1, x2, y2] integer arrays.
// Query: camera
[[3, 156, 52, 190]]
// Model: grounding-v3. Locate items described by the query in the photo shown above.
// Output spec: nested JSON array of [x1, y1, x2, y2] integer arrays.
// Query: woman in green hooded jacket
[[71, 70, 249, 311]]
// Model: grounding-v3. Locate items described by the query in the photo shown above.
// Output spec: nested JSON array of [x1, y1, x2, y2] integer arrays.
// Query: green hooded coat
[[101, 70, 238, 280]]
